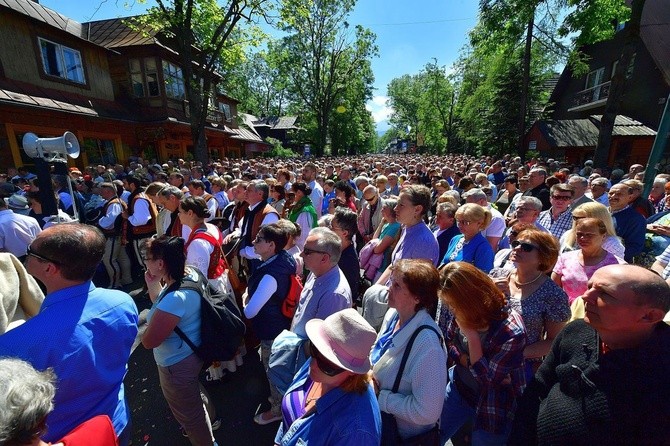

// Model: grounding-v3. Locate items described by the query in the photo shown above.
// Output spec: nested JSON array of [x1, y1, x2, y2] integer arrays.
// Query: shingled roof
[[0, 0, 85, 40], [536, 115, 656, 148], [84, 17, 159, 48]]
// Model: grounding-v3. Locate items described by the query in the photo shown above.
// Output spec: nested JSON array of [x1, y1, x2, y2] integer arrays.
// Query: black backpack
[[166, 268, 246, 368]]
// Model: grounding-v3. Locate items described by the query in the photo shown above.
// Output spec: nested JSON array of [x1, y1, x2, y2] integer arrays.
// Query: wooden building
[[0, 0, 267, 171], [524, 0, 670, 169]]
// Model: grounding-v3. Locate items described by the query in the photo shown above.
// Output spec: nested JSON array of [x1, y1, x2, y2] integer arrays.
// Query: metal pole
[[643, 94, 670, 197]]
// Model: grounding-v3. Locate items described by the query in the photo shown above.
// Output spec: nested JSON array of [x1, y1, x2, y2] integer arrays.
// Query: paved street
[[125, 294, 279, 446]]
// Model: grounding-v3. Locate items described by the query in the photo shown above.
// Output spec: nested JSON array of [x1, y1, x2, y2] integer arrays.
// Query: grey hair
[[516, 196, 543, 211], [158, 185, 184, 200], [590, 177, 609, 188], [354, 176, 369, 187], [462, 188, 487, 202], [0, 358, 55, 444], [318, 214, 334, 229], [442, 190, 461, 203], [251, 179, 270, 200], [568, 176, 588, 187], [382, 198, 398, 218], [436, 201, 458, 217], [309, 227, 342, 264]]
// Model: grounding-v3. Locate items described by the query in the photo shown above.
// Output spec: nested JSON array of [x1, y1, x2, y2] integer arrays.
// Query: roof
[[248, 114, 299, 130], [0, 77, 132, 119], [1, 0, 84, 40], [534, 115, 656, 148], [84, 17, 158, 48], [638, 0, 670, 84]]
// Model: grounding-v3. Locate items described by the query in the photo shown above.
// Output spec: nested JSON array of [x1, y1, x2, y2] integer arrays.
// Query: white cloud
[[366, 95, 394, 124]]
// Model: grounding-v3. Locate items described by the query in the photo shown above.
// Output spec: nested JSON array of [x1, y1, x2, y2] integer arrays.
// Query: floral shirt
[[553, 250, 626, 304], [508, 279, 570, 346]]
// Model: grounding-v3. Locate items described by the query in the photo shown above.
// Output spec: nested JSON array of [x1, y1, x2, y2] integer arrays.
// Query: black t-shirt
[[338, 244, 360, 300]]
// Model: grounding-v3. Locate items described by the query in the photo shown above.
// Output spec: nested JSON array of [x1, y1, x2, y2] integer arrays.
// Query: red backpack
[[281, 275, 303, 319]]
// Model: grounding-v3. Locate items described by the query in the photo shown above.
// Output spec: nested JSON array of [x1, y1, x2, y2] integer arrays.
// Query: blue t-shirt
[[148, 268, 202, 367]]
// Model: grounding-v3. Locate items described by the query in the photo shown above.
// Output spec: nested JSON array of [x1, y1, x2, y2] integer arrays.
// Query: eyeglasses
[[302, 247, 328, 256], [27, 246, 60, 265], [572, 215, 585, 221], [309, 342, 345, 376], [364, 196, 376, 202], [511, 240, 538, 252], [551, 195, 572, 201], [456, 219, 473, 226]]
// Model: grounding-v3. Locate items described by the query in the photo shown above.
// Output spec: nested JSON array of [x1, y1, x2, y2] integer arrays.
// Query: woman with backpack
[[243, 223, 297, 425], [141, 235, 220, 446], [179, 196, 243, 377]]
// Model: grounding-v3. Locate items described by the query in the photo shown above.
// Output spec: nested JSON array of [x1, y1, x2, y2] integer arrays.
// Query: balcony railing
[[183, 100, 230, 123], [572, 81, 611, 108]]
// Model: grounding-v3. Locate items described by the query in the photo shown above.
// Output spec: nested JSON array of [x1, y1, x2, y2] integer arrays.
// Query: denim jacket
[[274, 359, 381, 446]]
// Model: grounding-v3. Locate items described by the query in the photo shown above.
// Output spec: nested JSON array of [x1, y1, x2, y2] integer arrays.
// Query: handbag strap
[[391, 324, 442, 393]]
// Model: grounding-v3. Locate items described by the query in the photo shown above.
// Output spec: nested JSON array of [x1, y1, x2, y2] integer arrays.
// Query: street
[[125, 294, 279, 446]]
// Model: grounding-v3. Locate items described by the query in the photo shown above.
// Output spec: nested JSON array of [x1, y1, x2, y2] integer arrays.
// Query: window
[[83, 138, 117, 165], [145, 58, 159, 97], [162, 61, 185, 99], [39, 38, 85, 84], [612, 53, 636, 79], [129, 58, 160, 97], [130, 59, 144, 97], [219, 102, 232, 121], [585, 67, 605, 89]]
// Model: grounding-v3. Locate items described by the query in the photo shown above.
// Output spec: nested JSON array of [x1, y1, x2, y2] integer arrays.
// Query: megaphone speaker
[[22, 131, 80, 160]]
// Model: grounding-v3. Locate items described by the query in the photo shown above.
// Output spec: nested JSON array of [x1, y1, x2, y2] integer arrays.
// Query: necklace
[[513, 272, 544, 287], [305, 382, 322, 406]]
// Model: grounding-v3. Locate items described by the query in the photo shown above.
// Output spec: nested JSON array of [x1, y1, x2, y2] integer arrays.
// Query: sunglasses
[[511, 240, 538, 252], [303, 247, 328, 256], [309, 342, 345, 376], [27, 246, 60, 265], [364, 196, 376, 202]]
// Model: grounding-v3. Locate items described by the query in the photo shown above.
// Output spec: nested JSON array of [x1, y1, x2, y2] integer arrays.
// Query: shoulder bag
[[380, 325, 442, 446]]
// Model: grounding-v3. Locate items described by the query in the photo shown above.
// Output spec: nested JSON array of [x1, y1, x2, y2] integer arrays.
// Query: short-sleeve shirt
[[553, 250, 626, 304], [508, 279, 570, 346], [147, 268, 202, 367]]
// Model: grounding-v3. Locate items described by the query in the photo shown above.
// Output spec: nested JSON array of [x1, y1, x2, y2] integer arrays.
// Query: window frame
[[38, 37, 86, 85], [162, 60, 185, 100]]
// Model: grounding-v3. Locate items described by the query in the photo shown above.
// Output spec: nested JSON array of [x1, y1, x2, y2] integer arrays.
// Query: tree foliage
[[276, 0, 377, 156], [385, 60, 456, 154], [133, 0, 269, 163]]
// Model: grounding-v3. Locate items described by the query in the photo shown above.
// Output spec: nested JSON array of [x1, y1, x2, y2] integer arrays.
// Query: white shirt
[[0, 209, 41, 257], [309, 180, 324, 218], [128, 196, 151, 227], [232, 202, 280, 259], [98, 200, 123, 230], [484, 205, 506, 238]]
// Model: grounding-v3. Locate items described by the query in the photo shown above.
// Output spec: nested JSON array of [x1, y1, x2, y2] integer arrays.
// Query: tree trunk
[[518, 8, 535, 161], [316, 113, 328, 157], [593, 0, 646, 169]]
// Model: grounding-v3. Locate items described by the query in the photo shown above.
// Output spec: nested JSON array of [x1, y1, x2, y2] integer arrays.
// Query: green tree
[[133, 0, 269, 163], [277, 0, 377, 156]]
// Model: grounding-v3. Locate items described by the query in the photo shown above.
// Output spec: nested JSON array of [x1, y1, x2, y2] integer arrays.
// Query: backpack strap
[[391, 325, 442, 393], [167, 271, 208, 356]]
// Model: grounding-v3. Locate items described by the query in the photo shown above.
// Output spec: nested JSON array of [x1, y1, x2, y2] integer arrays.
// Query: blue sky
[[40, 0, 480, 133]]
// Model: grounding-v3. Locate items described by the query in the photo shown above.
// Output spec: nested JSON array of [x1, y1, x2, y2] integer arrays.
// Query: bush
[[265, 137, 296, 158]]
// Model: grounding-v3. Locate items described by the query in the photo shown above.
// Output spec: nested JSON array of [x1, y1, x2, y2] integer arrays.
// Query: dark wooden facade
[[0, 0, 261, 171]]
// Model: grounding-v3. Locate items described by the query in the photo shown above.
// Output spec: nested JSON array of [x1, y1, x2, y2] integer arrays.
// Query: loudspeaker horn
[[22, 131, 80, 161]]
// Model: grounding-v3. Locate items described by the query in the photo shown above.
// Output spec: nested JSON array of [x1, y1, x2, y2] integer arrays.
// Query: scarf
[[288, 196, 318, 228]]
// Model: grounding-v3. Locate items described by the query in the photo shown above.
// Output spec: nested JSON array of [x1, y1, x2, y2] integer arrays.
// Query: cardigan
[[372, 309, 447, 439], [509, 320, 670, 445]]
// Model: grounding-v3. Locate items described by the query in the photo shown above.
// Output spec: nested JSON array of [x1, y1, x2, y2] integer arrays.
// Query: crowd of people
[[0, 152, 669, 446]]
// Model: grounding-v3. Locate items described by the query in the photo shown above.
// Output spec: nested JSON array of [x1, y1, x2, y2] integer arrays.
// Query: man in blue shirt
[[0, 223, 138, 445]]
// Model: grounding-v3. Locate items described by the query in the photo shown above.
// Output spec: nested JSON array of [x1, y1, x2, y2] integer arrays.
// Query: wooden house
[[0, 0, 266, 170], [524, 0, 670, 169]]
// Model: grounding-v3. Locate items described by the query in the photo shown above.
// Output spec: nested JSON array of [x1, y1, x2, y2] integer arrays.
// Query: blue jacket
[[612, 206, 645, 262], [247, 250, 295, 340], [275, 359, 382, 446]]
